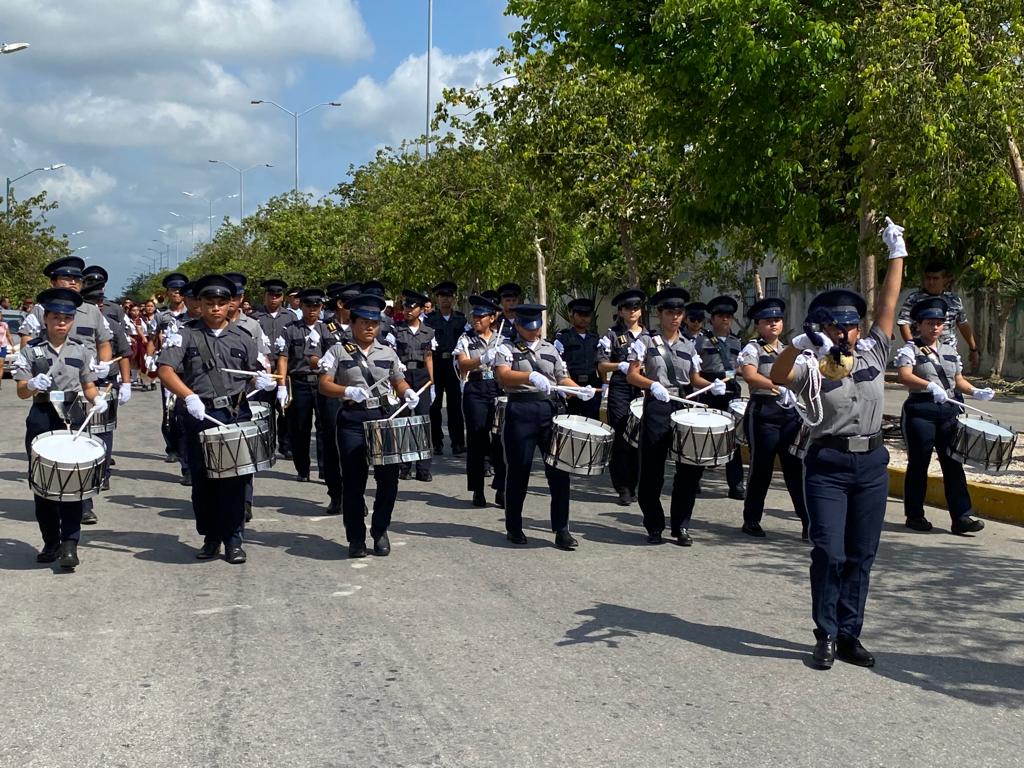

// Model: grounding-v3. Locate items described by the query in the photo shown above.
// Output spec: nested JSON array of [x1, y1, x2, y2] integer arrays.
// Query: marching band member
[[682, 302, 707, 342], [895, 296, 991, 534], [14, 288, 108, 570], [251, 278, 294, 459], [153, 272, 191, 478], [454, 294, 506, 507], [158, 275, 276, 564], [771, 217, 907, 670], [627, 288, 726, 546], [596, 289, 648, 506], [554, 298, 603, 421], [494, 282, 522, 342], [736, 298, 808, 538], [493, 303, 596, 550], [318, 293, 419, 558], [426, 281, 467, 455], [393, 290, 437, 482]]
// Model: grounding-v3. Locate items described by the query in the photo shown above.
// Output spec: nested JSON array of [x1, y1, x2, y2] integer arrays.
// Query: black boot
[[58, 540, 80, 570], [811, 630, 836, 670]]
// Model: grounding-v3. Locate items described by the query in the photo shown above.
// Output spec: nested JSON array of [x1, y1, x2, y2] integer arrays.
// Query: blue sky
[[1, 1, 517, 293]]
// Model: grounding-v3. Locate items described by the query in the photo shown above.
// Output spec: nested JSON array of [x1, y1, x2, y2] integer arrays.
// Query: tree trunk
[[753, 270, 764, 301], [992, 295, 1015, 378], [858, 199, 877, 319], [1007, 126, 1024, 212], [534, 233, 547, 336], [616, 215, 638, 287], [975, 288, 989, 371]]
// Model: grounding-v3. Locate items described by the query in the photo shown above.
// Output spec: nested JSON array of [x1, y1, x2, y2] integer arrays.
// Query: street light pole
[[426, 0, 433, 159], [5, 163, 65, 220], [169, 211, 195, 254], [250, 100, 341, 194], [208, 160, 273, 222]]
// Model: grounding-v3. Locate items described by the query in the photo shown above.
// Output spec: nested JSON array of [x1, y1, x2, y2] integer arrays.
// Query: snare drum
[[727, 397, 749, 446], [87, 389, 119, 435], [491, 396, 508, 435], [249, 403, 277, 468], [623, 397, 645, 448], [199, 422, 267, 478], [545, 415, 614, 476], [29, 431, 106, 500], [364, 414, 432, 466], [670, 409, 736, 467], [948, 414, 1017, 473]]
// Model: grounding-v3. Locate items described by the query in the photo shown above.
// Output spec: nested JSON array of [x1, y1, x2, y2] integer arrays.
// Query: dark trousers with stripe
[[317, 393, 343, 503], [336, 407, 399, 544], [287, 377, 323, 477], [900, 397, 972, 522], [401, 367, 432, 475], [462, 379, 506, 493], [606, 376, 640, 495], [803, 444, 889, 639], [700, 389, 745, 490], [430, 354, 465, 450], [637, 398, 704, 533], [26, 404, 83, 546], [743, 398, 807, 526], [502, 398, 570, 534]]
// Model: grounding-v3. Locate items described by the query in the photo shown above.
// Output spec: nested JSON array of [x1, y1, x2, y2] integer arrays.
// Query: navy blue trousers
[[287, 379, 324, 477], [26, 404, 83, 545], [317, 393, 343, 502], [700, 389, 745, 490], [430, 357, 465, 450], [743, 398, 808, 526], [501, 399, 570, 534], [900, 399, 972, 521], [336, 407, 399, 544], [606, 376, 640, 495], [637, 398, 704, 534], [462, 380, 506, 493], [803, 444, 889, 638], [401, 368, 433, 475]]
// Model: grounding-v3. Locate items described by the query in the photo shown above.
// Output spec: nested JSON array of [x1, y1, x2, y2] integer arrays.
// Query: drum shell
[[544, 414, 614, 476], [88, 389, 119, 435], [364, 414, 432, 466], [670, 408, 737, 467], [199, 422, 266, 478], [29, 430, 106, 500], [948, 414, 1017, 473], [728, 397, 749, 447], [491, 396, 508, 436], [249, 403, 277, 469], [623, 397, 645, 449]]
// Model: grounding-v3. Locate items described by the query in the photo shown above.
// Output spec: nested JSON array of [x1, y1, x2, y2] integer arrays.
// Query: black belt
[[907, 392, 960, 404], [405, 360, 425, 369], [33, 390, 80, 404], [812, 433, 884, 453], [435, 351, 453, 360], [467, 371, 495, 382], [290, 373, 320, 384], [342, 400, 384, 411], [507, 391, 556, 403], [201, 394, 241, 410], [571, 373, 597, 385]]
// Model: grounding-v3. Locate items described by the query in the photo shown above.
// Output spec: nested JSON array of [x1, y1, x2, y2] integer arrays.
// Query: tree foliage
[[0, 191, 72, 302]]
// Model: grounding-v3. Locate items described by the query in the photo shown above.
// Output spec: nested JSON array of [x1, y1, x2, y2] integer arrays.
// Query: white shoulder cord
[[780, 350, 825, 427]]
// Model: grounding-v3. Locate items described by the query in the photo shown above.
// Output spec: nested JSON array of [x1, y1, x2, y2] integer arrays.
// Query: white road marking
[[350, 562, 369, 569], [332, 586, 363, 597], [193, 604, 252, 616]]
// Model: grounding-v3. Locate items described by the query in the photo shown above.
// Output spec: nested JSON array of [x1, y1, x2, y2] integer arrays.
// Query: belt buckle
[[212, 395, 230, 409], [848, 435, 870, 453], [365, 396, 380, 409], [576, 375, 589, 384], [49, 390, 67, 403], [482, 371, 494, 380], [441, 352, 451, 359]]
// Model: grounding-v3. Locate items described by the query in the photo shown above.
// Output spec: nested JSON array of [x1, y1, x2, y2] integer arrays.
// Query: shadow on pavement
[[390, 519, 550, 549], [0, 498, 38, 523], [82, 530, 198, 565], [244, 530, 346, 561], [0, 537, 46, 570], [256, 495, 328, 517]]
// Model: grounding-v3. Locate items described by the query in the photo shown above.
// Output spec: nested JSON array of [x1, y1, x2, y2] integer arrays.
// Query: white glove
[[528, 371, 552, 394], [649, 382, 670, 402], [776, 386, 798, 409], [145, 355, 157, 373], [629, 339, 647, 360], [575, 385, 596, 402], [185, 393, 206, 421], [162, 331, 183, 348], [345, 386, 369, 403], [880, 216, 908, 259], [27, 373, 53, 392], [118, 383, 132, 404], [791, 333, 833, 359], [972, 387, 995, 401], [403, 388, 420, 408], [276, 385, 288, 406], [255, 371, 277, 392], [430, 384, 436, 401], [617, 361, 630, 375], [480, 347, 497, 366], [927, 381, 949, 404], [598, 336, 611, 353], [164, 390, 174, 408], [90, 360, 112, 379], [91, 396, 109, 415], [275, 336, 287, 352], [553, 338, 565, 355], [385, 332, 396, 347], [306, 330, 321, 347], [710, 379, 727, 396]]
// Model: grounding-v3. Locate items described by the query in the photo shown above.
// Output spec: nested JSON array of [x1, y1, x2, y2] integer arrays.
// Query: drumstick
[[948, 400, 995, 419], [221, 368, 285, 379], [203, 413, 229, 428], [387, 381, 432, 421], [72, 384, 114, 440]]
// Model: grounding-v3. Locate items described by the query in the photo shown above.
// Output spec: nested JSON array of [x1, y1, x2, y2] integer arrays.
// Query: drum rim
[[31, 430, 106, 461], [671, 408, 733, 427]]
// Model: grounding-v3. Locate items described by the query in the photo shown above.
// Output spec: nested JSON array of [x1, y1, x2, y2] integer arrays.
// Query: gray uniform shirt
[[737, 339, 785, 397], [455, 330, 500, 377], [232, 313, 271, 359], [320, 340, 405, 393], [278, 320, 330, 375], [627, 333, 701, 393], [23, 301, 113, 354], [790, 324, 891, 439], [597, 326, 648, 365], [893, 339, 962, 396], [493, 339, 567, 393], [696, 331, 742, 378], [896, 290, 967, 348], [157, 323, 259, 400], [393, 322, 437, 366], [254, 309, 294, 348], [13, 335, 97, 392]]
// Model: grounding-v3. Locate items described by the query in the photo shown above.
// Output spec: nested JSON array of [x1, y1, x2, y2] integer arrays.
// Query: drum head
[[672, 409, 733, 429], [250, 404, 270, 419], [32, 432, 105, 463], [629, 398, 644, 418], [553, 414, 613, 436], [958, 415, 1014, 438], [728, 399, 748, 419]]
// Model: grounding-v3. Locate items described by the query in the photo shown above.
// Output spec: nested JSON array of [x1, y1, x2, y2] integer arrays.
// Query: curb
[[887, 467, 1024, 527]]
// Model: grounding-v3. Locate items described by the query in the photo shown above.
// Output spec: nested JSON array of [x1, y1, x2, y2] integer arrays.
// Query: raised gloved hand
[[276, 385, 288, 407], [617, 361, 630, 375], [927, 381, 949, 404], [27, 373, 53, 392], [90, 360, 112, 379], [629, 338, 647, 360], [791, 333, 834, 359], [118, 382, 132, 404], [710, 379, 727, 396], [528, 371, 552, 394], [972, 387, 995, 401], [385, 332, 397, 348], [185, 393, 206, 421], [91, 396, 109, 415], [553, 338, 565, 355], [163, 331, 183, 348], [776, 386, 798, 409], [403, 388, 420, 408], [649, 382, 670, 402], [254, 371, 277, 392], [880, 216, 908, 259], [345, 386, 369, 403], [575, 385, 596, 402]]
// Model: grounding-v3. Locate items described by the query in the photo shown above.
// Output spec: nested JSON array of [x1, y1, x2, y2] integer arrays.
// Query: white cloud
[[333, 48, 499, 147], [39, 165, 118, 207]]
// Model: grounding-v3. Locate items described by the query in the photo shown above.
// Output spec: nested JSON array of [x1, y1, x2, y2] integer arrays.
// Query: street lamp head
[[182, 191, 196, 198], [1, 42, 30, 54], [251, 100, 264, 105], [69, 230, 85, 236], [264, 163, 274, 168], [46, 163, 66, 171], [168, 211, 181, 217], [157, 228, 168, 234], [329, 102, 342, 107]]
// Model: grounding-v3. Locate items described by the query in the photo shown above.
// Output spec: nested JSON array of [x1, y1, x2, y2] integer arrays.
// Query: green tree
[[0, 191, 71, 301]]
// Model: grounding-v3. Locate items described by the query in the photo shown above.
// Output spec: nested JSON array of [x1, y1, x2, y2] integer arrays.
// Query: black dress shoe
[[951, 515, 985, 534], [433, 447, 444, 456], [616, 488, 632, 506], [325, 499, 342, 515], [646, 532, 664, 544], [164, 452, 178, 464], [629, 491, 637, 503], [81, 508, 97, 525], [905, 516, 933, 532], [494, 490, 505, 508], [506, 531, 528, 545], [58, 541, 79, 570], [110, 458, 116, 467], [672, 529, 693, 546], [180, 472, 192, 487], [801, 524, 810, 541], [472, 491, 487, 507], [349, 542, 369, 558], [398, 466, 410, 480], [196, 539, 221, 560], [452, 445, 467, 456], [296, 474, 310, 483], [741, 522, 766, 538], [37, 542, 60, 563], [416, 470, 433, 482], [728, 486, 746, 501], [225, 546, 247, 564], [244, 502, 253, 523], [372, 532, 391, 556], [554, 530, 579, 551], [812, 634, 836, 669], [100, 476, 110, 492], [836, 635, 875, 667], [282, 449, 293, 460]]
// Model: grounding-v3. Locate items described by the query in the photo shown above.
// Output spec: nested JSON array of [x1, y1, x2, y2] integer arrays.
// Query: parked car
[[2, 309, 23, 377]]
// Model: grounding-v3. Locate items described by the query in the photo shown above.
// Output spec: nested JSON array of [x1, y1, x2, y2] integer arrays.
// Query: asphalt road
[[0, 384, 1021, 768]]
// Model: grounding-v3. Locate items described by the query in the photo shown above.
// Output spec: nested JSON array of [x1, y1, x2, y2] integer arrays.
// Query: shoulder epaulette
[[327, 322, 338, 333], [27, 337, 47, 347], [344, 342, 357, 354], [515, 341, 529, 352]]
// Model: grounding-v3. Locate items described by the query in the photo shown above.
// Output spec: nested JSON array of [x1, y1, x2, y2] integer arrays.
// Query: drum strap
[[706, 330, 734, 373], [196, 331, 238, 417], [919, 345, 954, 394], [350, 347, 395, 416], [652, 336, 683, 391]]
